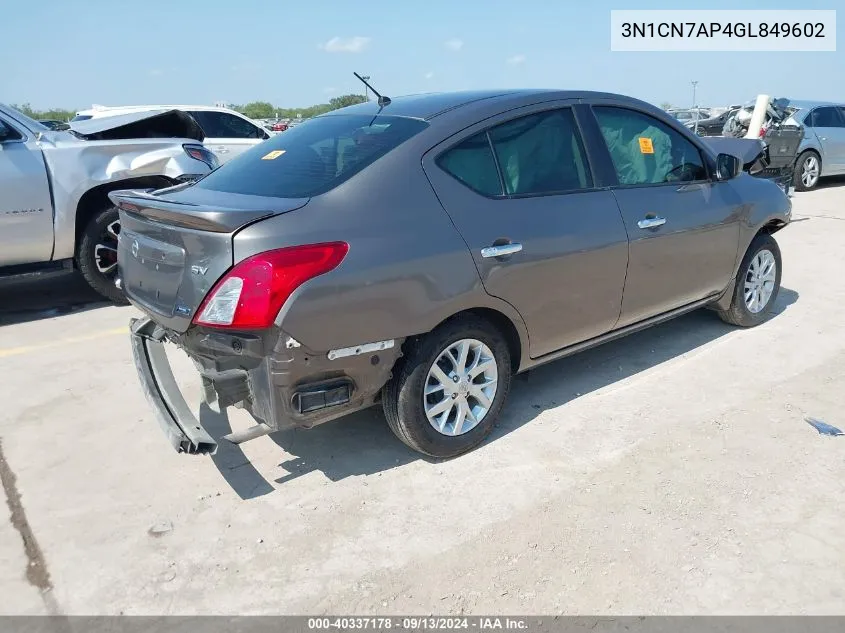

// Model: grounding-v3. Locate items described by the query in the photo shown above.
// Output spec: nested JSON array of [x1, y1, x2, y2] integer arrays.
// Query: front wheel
[[717, 234, 782, 327], [382, 317, 512, 458], [76, 205, 129, 305]]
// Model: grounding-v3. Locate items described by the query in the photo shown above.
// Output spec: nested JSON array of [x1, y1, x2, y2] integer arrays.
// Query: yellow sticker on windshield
[[638, 137, 654, 154], [261, 150, 286, 160]]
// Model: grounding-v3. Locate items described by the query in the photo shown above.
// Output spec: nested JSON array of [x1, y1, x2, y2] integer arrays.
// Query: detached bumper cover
[[130, 317, 217, 455]]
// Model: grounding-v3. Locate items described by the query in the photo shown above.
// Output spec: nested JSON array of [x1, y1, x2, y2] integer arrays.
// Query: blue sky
[[4, 0, 841, 111]]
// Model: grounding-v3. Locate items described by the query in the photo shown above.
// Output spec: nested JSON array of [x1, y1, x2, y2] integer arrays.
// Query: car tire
[[793, 150, 821, 192], [76, 204, 130, 306], [717, 233, 782, 328], [382, 316, 512, 458]]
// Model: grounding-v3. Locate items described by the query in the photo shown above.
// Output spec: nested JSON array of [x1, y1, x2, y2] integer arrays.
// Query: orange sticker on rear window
[[261, 150, 286, 160], [638, 138, 654, 154]]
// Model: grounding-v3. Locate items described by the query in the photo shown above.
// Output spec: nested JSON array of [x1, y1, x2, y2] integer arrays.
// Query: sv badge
[[191, 265, 209, 276]]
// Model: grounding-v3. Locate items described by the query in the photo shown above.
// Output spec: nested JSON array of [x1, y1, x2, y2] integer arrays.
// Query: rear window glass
[[195, 114, 428, 198]]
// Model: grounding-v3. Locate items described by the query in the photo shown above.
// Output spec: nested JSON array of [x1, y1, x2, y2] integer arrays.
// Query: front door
[[585, 103, 742, 328], [424, 104, 630, 358], [0, 116, 54, 266]]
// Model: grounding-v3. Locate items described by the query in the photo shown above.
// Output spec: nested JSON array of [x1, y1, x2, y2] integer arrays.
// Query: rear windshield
[[195, 114, 429, 198]]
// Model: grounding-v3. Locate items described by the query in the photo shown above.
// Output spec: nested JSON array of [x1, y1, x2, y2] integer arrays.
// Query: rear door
[[807, 106, 845, 174], [188, 111, 269, 163], [424, 102, 629, 358], [0, 114, 54, 266], [583, 102, 741, 328]]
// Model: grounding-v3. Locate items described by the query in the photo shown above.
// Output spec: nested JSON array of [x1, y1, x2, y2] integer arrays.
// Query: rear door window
[[195, 114, 428, 198], [488, 108, 592, 195], [437, 132, 503, 196], [436, 108, 592, 197]]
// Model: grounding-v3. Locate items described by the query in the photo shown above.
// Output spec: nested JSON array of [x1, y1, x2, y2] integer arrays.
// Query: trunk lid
[[110, 187, 309, 332]]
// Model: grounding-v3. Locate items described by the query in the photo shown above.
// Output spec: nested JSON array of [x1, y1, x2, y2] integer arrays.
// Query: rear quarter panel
[[231, 138, 530, 356]]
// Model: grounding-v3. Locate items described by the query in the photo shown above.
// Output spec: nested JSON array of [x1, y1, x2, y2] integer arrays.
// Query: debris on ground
[[147, 521, 173, 537], [805, 417, 844, 436]]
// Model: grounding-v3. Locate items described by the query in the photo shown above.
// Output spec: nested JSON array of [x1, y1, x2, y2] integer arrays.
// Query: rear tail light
[[193, 242, 349, 329], [183, 144, 220, 170]]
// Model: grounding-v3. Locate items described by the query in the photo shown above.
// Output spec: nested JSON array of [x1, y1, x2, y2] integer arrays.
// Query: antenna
[[354, 72, 391, 107]]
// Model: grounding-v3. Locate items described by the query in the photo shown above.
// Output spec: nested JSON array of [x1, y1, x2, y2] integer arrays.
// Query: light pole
[[691, 80, 699, 135], [363, 75, 371, 100]]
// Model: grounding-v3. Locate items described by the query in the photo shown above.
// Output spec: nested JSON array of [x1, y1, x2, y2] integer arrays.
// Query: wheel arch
[[422, 306, 527, 374], [74, 176, 177, 249]]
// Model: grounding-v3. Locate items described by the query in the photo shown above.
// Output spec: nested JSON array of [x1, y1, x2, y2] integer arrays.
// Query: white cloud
[[149, 69, 163, 76], [323, 86, 337, 94], [506, 54, 527, 66], [320, 36, 371, 53], [444, 38, 464, 52], [424, 71, 435, 80]]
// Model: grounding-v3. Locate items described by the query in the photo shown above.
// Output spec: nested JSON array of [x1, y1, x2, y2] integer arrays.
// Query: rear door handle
[[481, 243, 523, 258], [637, 217, 667, 229]]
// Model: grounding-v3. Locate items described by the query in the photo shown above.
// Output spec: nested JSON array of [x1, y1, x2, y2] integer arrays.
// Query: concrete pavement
[[1, 181, 844, 615]]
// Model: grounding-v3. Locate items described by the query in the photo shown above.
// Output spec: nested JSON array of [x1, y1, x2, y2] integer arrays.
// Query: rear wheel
[[793, 151, 821, 191], [717, 234, 782, 327], [76, 205, 129, 305], [383, 317, 512, 458]]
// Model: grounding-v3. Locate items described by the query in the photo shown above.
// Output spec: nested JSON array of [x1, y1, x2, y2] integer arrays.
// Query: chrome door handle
[[637, 217, 666, 229], [481, 243, 522, 258]]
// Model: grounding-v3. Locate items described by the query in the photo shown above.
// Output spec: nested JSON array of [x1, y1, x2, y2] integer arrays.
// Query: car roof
[[786, 99, 843, 110], [320, 89, 658, 121], [76, 105, 246, 116]]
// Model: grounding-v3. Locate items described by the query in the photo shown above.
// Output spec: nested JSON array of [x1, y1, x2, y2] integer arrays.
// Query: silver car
[[785, 101, 845, 191]]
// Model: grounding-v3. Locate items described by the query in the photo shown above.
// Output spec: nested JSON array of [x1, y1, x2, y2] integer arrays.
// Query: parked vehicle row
[[113, 89, 791, 460], [680, 97, 845, 191]]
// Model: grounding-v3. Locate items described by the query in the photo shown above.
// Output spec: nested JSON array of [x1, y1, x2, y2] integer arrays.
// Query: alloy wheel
[[802, 156, 820, 189], [423, 338, 498, 436], [744, 249, 777, 314], [94, 219, 121, 276]]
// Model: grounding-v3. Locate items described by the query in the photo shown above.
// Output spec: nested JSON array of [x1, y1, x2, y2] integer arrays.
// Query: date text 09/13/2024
[[307, 617, 530, 630]]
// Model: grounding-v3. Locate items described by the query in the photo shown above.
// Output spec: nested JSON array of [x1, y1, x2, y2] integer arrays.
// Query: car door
[[584, 103, 742, 328], [807, 106, 845, 174], [423, 103, 630, 358], [188, 111, 269, 163], [0, 115, 54, 266]]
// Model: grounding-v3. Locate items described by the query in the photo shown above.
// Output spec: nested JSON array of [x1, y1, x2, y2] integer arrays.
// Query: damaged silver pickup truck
[[0, 104, 218, 303]]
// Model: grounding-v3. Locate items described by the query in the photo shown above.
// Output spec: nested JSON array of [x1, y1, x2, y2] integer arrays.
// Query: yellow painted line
[[0, 327, 128, 359]]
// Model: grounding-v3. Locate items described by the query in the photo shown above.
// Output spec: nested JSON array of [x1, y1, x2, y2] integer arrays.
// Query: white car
[[71, 105, 270, 163]]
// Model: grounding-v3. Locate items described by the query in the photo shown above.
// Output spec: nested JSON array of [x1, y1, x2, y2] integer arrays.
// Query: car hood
[[701, 137, 768, 171], [68, 109, 204, 142]]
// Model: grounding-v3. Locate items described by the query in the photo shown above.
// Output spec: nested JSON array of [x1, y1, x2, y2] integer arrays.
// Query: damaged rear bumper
[[129, 315, 403, 456], [130, 317, 217, 455]]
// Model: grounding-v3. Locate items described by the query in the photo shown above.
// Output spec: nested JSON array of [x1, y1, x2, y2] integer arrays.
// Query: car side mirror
[[716, 153, 742, 180]]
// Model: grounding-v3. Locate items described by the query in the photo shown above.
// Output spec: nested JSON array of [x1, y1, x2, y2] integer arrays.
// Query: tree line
[[11, 93, 369, 122]]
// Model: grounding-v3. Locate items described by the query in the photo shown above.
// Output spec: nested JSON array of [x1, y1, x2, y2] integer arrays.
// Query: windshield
[[0, 104, 50, 133], [195, 114, 429, 198]]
